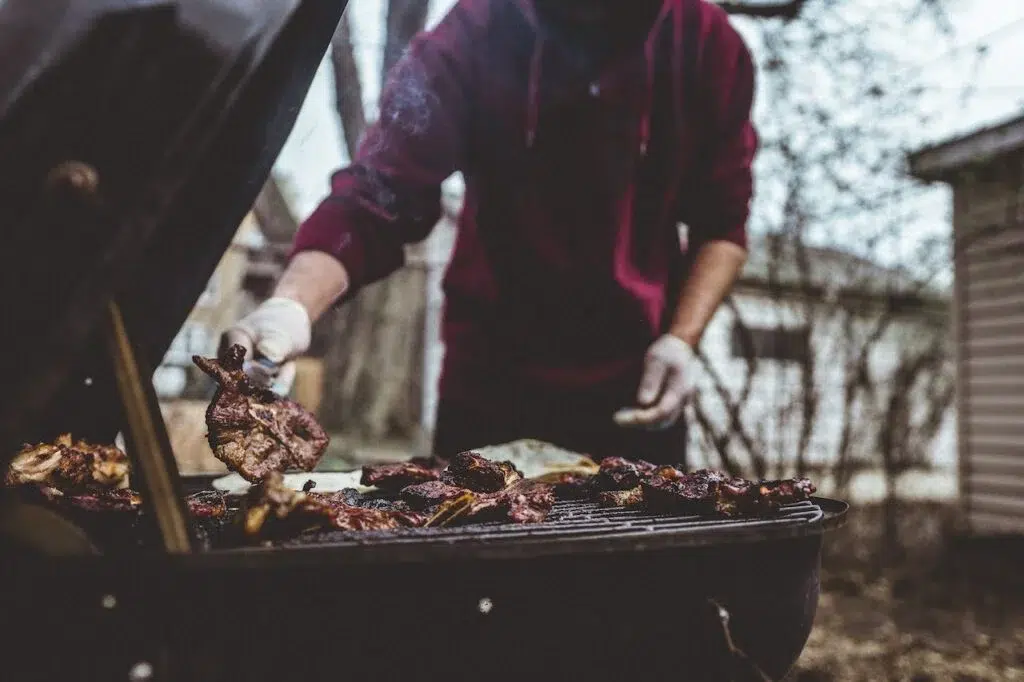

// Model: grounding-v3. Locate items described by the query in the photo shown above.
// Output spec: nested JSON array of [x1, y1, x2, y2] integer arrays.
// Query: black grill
[[201, 497, 839, 566]]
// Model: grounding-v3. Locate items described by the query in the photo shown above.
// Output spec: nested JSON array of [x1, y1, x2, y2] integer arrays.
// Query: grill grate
[[267, 498, 826, 551]]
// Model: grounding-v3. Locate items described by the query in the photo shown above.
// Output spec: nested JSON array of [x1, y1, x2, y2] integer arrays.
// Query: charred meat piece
[[756, 478, 816, 510], [193, 345, 329, 483], [408, 455, 448, 471], [61, 488, 142, 513], [243, 472, 339, 538], [596, 486, 644, 508], [440, 451, 522, 492], [593, 456, 657, 491], [243, 473, 427, 539], [449, 481, 555, 525], [544, 471, 595, 500], [185, 491, 228, 519], [315, 490, 416, 513], [641, 468, 727, 514], [361, 461, 440, 491], [332, 505, 428, 531], [642, 468, 817, 517], [5, 434, 130, 492], [400, 480, 469, 510]]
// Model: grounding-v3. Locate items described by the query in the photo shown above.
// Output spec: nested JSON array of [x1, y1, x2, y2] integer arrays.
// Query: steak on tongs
[[193, 344, 329, 482]]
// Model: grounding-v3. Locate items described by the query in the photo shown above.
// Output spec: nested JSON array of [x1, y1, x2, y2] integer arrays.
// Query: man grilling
[[223, 0, 756, 465]]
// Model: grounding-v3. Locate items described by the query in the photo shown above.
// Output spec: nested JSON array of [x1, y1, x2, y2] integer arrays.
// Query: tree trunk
[[316, 3, 431, 443]]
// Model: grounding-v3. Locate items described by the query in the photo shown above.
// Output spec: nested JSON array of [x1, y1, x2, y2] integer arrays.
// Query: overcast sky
[[272, 0, 1024, 259]]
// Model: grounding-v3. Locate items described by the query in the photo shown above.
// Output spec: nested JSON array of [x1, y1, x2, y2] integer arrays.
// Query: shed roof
[[909, 113, 1024, 182]]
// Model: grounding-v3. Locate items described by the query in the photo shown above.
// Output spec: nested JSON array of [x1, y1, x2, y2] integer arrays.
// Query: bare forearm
[[668, 240, 747, 347], [272, 251, 350, 324]]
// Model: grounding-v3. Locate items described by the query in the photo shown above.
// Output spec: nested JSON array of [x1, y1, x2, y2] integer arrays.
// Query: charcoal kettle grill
[[0, 1, 847, 680]]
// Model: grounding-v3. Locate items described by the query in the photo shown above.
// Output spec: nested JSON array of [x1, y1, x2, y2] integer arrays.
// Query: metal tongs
[[243, 356, 297, 396]]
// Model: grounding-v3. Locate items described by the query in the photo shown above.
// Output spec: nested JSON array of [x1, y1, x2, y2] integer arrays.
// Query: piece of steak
[[641, 468, 817, 517], [595, 487, 644, 508], [361, 462, 440, 491], [445, 481, 556, 525], [185, 491, 228, 519], [243, 473, 428, 539], [5, 433, 130, 492], [400, 480, 469, 510], [440, 451, 522, 493], [193, 345, 329, 482], [592, 456, 657, 491]]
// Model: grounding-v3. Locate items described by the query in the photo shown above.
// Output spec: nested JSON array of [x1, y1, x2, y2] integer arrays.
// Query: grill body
[[4, 498, 843, 681]]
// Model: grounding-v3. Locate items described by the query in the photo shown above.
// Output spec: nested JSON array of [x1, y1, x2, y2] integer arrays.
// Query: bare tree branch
[[381, 0, 432, 84], [252, 177, 297, 244], [331, 15, 366, 160], [717, 0, 808, 20]]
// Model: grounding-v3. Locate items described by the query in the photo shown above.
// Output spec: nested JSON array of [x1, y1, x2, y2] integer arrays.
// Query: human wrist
[[274, 251, 349, 322], [665, 325, 699, 352]]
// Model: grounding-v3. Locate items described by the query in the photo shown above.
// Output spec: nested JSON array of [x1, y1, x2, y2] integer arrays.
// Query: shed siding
[[953, 153, 1024, 535]]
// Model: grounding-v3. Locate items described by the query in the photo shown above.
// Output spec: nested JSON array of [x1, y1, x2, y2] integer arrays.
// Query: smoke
[[374, 47, 437, 147]]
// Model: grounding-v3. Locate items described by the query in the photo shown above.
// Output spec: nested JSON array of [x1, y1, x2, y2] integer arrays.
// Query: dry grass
[[791, 502, 1024, 681]]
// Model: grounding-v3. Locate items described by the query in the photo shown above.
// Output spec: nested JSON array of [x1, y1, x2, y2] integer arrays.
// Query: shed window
[[731, 324, 810, 363]]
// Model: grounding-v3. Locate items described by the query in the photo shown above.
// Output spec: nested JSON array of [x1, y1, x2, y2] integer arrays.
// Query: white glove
[[613, 334, 696, 430], [221, 297, 312, 394]]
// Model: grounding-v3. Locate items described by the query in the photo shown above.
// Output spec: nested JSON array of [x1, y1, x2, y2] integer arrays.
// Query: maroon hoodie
[[291, 0, 757, 409]]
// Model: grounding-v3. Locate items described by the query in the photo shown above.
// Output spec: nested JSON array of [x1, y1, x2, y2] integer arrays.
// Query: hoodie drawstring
[[526, 37, 543, 148]]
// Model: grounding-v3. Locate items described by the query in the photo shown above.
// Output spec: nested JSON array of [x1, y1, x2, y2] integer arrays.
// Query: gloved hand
[[613, 334, 696, 430], [220, 297, 312, 395]]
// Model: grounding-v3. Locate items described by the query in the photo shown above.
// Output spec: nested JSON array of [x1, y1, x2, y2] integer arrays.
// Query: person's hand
[[613, 334, 696, 430], [220, 297, 312, 393]]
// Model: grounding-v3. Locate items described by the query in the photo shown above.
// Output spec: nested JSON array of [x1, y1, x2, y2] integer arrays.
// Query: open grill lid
[[0, 0, 349, 461]]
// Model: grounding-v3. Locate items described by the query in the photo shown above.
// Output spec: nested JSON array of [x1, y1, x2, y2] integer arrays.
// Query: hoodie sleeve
[[289, 4, 477, 293], [682, 9, 757, 251]]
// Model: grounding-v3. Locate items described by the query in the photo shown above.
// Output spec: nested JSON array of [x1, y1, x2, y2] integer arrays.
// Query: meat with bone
[[193, 345, 329, 482], [361, 461, 440, 491], [433, 481, 556, 525], [243, 472, 427, 539], [5, 433, 130, 492], [440, 451, 522, 492]]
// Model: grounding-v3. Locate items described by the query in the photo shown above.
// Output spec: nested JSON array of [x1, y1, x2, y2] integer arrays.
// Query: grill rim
[[181, 496, 847, 568]]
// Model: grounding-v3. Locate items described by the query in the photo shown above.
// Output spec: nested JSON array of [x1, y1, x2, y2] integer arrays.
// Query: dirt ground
[[790, 502, 1024, 681]]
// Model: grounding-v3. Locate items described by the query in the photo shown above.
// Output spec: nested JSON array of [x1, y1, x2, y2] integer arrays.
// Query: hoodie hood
[[516, 0, 697, 156]]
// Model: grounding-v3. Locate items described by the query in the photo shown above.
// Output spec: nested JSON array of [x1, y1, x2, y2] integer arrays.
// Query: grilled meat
[[545, 471, 595, 500], [401, 480, 469, 510], [595, 487, 644, 508], [592, 456, 657, 491], [755, 478, 817, 511], [243, 472, 428, 539], [333, 506, 427, 531], [408, 455, 448, 471], [185, 491, 228, 519], [193, 345, 329, 482], [641, 467, 816, 516], [61, 488, 142, 513], [5, 433, 129, 492], [243, 472, 337, 537], [441, 451, 522, 492], [442, 481, 556, 525], [361, 461, 440, 491]]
